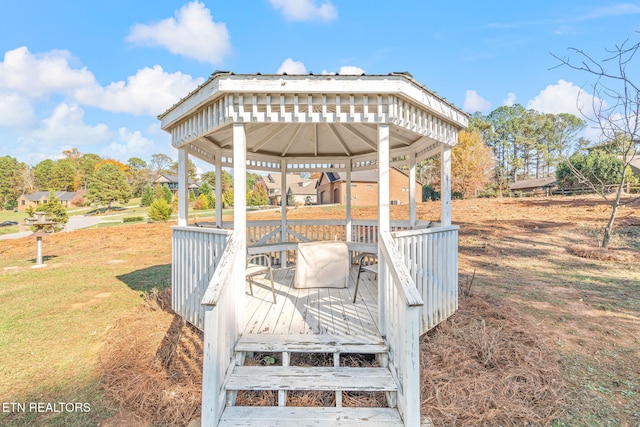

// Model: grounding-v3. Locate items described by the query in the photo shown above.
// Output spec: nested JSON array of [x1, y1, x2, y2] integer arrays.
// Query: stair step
[[226, 366, 397, 392], [236, 334, 388, 354], [218, 406, 404, 426]]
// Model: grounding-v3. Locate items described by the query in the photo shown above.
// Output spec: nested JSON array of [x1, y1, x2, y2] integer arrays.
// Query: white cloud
[[270, 0, 337, 22], [0, 92, 36, 127], [107, 128, 155, 158], [0, 46, 94, 99], [503, 92, 516, 106], [277, 58, 307, 74], [127, 1, 231, 64], [526, 79, 603, 117], [28, 103, 111, 148], [338, 66, 365, 75], [74, 65, 203, 116], [463, 90, 491, 113]]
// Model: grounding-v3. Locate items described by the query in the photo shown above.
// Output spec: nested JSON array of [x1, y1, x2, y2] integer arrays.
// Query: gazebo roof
[[159, 72, 468, 172]]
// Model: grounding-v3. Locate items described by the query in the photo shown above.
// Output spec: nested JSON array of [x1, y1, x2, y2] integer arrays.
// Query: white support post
[[177, 148, 189, 227], [409, 149, 416, 228], [378, 124, 390, 337], [233, 123, 247, 328], [441, 145, 452, 226], [215, 154, 222, 227], [280, 159, 288, 267], [378, 124, 390, 233], [346, 161, 352, 243]]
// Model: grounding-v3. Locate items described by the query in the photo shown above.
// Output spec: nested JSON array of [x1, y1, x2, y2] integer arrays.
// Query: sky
[[1, 0, 640, 172]]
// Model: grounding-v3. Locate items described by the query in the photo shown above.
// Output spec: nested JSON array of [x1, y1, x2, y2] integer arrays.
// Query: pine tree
[[88, 164, 132, 209], [162, 185, 173, 204], [140, 185, 153, 206], [148, 198, 172, 221]]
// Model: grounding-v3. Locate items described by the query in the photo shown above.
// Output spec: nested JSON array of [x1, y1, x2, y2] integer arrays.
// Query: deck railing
[[378, 230, 423, 426], [392, 226, 458, 335], [200, 230, 244, 426], [171, 226, 232, 329]]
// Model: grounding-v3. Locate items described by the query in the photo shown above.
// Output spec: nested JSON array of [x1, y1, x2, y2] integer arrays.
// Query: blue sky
[[1, 0, 639, 171]]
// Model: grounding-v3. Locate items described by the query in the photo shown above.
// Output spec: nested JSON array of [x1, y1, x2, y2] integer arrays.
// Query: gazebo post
[[280, 159, 287, 267], [177, 148, 189, 227], [345, 161, 352, 242], [215, 153, 222, 227], [441, 145, 452, 226], [409, 148, 417, 228], [233, 123, 247, 328], [378, 123, 390, 336]]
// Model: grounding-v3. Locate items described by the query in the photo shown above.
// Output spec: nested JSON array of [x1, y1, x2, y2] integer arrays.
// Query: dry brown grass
[[420, 292, 565, 426], [99, 289, 202, 426]]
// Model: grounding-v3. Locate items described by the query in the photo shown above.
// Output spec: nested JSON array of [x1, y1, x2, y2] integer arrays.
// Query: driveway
[[0, 215, 102, 241]]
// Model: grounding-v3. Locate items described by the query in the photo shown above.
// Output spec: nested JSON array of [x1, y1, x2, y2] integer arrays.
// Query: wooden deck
[[244, 265, 380, 337]]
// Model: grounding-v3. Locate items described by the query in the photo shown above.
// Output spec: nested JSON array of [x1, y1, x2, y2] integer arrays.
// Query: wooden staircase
[[217, 333, 404, 426]]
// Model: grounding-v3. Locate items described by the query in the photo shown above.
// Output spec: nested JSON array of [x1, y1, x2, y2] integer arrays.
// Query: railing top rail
[[172, 225, 234, 236], [379, 230, 423, 307], [201, 229, 243, 306], [391, 224, 459, 238]]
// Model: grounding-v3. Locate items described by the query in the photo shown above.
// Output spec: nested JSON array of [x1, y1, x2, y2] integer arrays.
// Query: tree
[[0, 156, 20, 208], [26, 191, 68, 232], [451, 130, 495, 198], [194, 194, 209, 210], [88, 164, 132, 209], [199, 181, 215, 208], [250, 182, 268, 206], [149, 153, 173, 181], [77, 153, 102, 191], [169, 159, 198, 181], [140, 185, 154, 206], [553, 38, 640, 248], [162, 185, 173, 204], [33, 159, 55, 190], [556, 148, 632, 192], [148, 198, 172, 221], [50, 159, 77, 191]]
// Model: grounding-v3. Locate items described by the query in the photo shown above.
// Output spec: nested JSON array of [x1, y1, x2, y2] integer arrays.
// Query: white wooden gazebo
[[159, 72, 468, 426]]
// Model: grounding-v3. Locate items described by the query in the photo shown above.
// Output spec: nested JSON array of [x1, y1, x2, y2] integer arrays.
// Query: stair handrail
[[200, 229, 244, 426], [378, 230, 423, 426]]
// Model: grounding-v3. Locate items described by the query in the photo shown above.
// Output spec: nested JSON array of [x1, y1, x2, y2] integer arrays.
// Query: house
[[154, 174, 199, 196], [317, 168, 422, 205], [508, 176, 557, 196], [286, 180, 318, 205], [260, 173, 318, 205], [630, 157, 640, 176], [16, 191, 77, 211]]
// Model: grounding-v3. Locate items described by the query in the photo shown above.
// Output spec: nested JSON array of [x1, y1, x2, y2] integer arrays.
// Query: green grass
[[0, 227, 172, 426]]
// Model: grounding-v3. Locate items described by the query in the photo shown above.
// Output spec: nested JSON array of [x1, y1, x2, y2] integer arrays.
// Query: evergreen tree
[[194, 193, 209, 210], [162, 185, 173, 204], [88, 164, 132, 209], [148, 198, 172, 221], [199, 181, 215, 208], [26, 191, 68, 232], [188, 189, 196, 201], [140, 185, 153, 206]]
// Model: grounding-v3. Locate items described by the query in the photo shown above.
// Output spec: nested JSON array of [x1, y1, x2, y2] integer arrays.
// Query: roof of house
[[22, 191, 76, 202], [287, 181, 318, 196], [509, 176, 557, 191], [322, 168, 421, 184], [155, 174, 199, 188]]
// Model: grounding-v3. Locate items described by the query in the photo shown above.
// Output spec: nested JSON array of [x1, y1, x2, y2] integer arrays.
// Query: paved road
[[0, 215, 102, 241]]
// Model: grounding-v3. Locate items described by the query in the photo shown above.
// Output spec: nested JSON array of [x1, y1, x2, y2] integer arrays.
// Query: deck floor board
[[244, 266, 379, 337]]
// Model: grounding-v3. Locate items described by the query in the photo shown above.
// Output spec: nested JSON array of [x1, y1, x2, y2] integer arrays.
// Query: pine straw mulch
[[100, 289, 566, 426], [420, 291, 566, 426], [100, 289, 203, 426]]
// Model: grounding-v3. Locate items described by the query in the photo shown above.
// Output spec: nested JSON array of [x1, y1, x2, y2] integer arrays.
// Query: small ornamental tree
[[140, 185, 154, 206], [148, 198, 172, 221], [188, 189, 196, 201], [88, 164, 132, 209], [162, 185, 173, 204], [199, 181, 215, 208], [194, 194, 209, 210], [153, 184, 165, 201], [26, 191, 68, 232]]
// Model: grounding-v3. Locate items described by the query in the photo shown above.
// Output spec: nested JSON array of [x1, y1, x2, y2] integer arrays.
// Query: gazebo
[[159, 71, 468, 426]]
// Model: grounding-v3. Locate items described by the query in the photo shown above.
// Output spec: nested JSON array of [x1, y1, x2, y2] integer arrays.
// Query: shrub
[[148, 198, 172, 222], [123, 216, 144, 223], [193, 194, 208, 210]]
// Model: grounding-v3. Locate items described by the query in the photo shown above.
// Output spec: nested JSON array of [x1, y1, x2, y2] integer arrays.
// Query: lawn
[[0, 195, 638, 426]]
